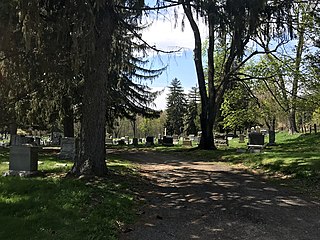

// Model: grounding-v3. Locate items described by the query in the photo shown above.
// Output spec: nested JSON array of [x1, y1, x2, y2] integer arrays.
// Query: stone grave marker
[[188, 134, 195, 141], [248, 132, 265, 152], [162, 136, 173, 146], [239, 134, 245, 143], [268, 131, 276, 146], [132, 138, 138, 146], [182, 139, 192, 147], [146, 136, 154, 146], [106, 138, 113, 145], [9, 145, 39, 175], [59, 137, 77, 160]]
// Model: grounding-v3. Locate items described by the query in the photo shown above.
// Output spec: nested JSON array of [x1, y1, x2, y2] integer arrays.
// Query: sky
[[140, 4, 208, 110]]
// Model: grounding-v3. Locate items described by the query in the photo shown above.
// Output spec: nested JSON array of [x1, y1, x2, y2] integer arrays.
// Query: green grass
[[0, 148, 137, 240], [226, 132, 320, 178]]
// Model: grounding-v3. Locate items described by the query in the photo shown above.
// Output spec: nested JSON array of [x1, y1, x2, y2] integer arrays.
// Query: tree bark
[[69, 5, 116, 176], [183, 1, 215, 149], [62, 96, 74, 137]]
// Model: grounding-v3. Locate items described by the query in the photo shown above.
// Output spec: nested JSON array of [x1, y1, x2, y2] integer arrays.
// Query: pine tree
[[165, 78, 187, 135], [184, 86, 200, 135]]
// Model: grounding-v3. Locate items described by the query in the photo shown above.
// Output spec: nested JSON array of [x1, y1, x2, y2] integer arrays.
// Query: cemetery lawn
[[0, 148, 138, 240], [174, 132, 320, 198]]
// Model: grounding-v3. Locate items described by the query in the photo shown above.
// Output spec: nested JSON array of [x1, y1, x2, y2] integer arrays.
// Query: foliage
[[184, 86, 200, 135], [165, 78, 187, 135], [221, 83, 259, 131]]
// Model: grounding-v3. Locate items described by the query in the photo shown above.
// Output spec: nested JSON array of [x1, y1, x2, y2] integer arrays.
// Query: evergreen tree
[[184, 86, 200, 135], [165, 78, 186, 135]]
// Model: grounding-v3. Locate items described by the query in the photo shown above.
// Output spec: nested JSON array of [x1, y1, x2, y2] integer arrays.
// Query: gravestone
[[248, 132, 264, 145], [124, 136, 129, 144], [162, 136, 173, 146], [182, 140, 192, 147], [51, 132, 63, 145], [132, 138, 138, 146], [11, 135, 22, 146], [59, 137, 76, 160], [146, 136, 154, 146], [188, 134, 195, 141], [172, 135, 179, 144], [239, 134, 245, 143], [214, 133, 228, 146], [248, 132, 265, 152], [268, 131, 276, 146], [9, 145, 39, 174]]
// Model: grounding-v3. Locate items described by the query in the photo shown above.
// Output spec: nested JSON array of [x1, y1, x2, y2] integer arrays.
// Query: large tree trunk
[[69, 5, 115, 176], [183, 1, 215, 149], [62, 96, 74, 137]]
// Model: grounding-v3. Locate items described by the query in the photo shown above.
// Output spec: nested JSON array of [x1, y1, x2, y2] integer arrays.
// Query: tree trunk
[[183, 1, 215, 149], [69, 6, 115, 176], [288, 110, 298, 134], [9, 121, 17, 145], [62, 96, 74, 137]]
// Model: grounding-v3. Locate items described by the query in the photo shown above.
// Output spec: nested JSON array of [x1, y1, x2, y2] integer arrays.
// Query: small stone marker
[[239, 134, 245, 143], [182, 140, 192, 147], [106, 138, 113, 145]]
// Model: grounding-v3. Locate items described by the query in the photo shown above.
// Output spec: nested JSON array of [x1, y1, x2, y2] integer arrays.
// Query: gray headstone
[[248, 132, 264, 145], [239, 134, 245, 143], [9, 145, 38, 172], [59, 137, 76, 160]]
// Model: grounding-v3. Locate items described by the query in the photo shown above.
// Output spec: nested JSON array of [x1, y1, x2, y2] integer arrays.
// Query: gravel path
[[114, 150, 320, 240]]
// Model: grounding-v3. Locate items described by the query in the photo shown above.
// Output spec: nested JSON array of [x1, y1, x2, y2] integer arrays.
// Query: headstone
[[117, 139, 125, 145], [182, 140, 192, 147], [34, 137, 41, 146], [172, 135, 179, 144], [9, 145, 38, 173], [214, 133, 228, 146], [51, 132, 62, 145], [59, 137, 76, 160], [124, 136, 129, 144], [106, 138, 113, 145], [146, 136, 154, 146], [162, 136, 173, 146], [248, 132, 264, 145], [268, 131, 276, 146], [239, 134, 245, 143], [188, 134, 195, 141], [11, 135, 22, 146], [132, 138, 138, 146]]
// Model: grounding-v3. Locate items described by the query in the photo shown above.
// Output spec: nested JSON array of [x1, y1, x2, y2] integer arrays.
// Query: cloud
[[142, 6, 208, 52]]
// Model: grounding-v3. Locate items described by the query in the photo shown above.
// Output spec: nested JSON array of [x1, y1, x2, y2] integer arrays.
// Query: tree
[[180, 0, 297, 149], [221, 83, 259, 133], [184, 86, 200, 135], [165, 78, 187, 135]]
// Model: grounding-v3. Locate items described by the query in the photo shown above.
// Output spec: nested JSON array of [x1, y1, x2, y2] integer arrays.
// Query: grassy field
[[0, 148, 137, 240], [0, 132, 319, 239]]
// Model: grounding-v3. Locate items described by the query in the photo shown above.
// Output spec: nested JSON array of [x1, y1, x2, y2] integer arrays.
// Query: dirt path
[[114, 150, 320, 240]]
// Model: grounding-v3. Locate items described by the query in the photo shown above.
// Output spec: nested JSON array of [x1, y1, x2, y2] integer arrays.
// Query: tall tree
[[165, 78, 187, 135], [184, 86, 200, 135], [181, 0, 295, 149]]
